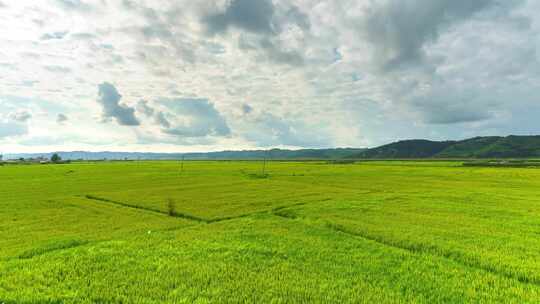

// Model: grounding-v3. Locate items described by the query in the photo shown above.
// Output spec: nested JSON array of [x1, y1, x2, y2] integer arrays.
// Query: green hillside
[[438, 135, 540, 158], [351, 136, 540, 159], [435, 137, 502, 158], [351, 139, 455, 159]]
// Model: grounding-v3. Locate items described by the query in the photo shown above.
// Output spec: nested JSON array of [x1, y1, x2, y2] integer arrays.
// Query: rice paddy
[[1, 160, 540, 303]]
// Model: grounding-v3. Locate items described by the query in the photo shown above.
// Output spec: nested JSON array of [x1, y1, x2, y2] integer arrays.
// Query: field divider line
[[206, 202, 310, 224], [84, 195, 311, 225], [15, 239, 95, 260], [84, 195, 208, 223], [319, 221, 540, 287]]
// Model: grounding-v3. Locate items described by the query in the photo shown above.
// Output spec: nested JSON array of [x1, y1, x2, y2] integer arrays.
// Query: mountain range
[[4, 135, 540, 160]]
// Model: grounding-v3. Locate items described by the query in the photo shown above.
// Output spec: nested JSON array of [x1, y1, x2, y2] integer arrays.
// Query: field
[[2, 161, 540, 303]]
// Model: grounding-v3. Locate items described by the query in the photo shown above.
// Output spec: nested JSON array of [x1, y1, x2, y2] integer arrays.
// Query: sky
[[1, 0, 540, 153]]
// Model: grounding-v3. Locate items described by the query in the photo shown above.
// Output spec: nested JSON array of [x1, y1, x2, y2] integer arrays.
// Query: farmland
[[2, 161, 540, 303]]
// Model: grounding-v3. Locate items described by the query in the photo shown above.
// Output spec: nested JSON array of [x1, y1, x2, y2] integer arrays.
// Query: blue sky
[[1, 0, 540, 153]]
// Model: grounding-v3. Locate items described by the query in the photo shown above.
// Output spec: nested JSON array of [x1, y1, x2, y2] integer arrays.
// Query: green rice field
[[2, 160, 540, 303]]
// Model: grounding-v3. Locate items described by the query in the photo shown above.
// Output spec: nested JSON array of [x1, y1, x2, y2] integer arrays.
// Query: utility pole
[[179, 155, 185, 175], [262, 150, 268, 175]]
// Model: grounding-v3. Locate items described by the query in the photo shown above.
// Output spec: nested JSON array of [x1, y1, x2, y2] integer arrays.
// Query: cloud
[[57, 113, 68, 124], [136, 100, 155, 117], [362, 0, 521, 70], [157, 98, 230, 137], [118, 5, 198, 64], [0, 121, 27, 139], [136, 100, 174, 130], [415, 100, 493, 125], [238, 108, 332, 148], [282, 6, 310, 31], [121, 0, 136, 10], [20, 80, 38, 87], [1, 1, 540, 151], [9, 110, 32, 122], [0, 62, 16, 70], [44, 65, 71, 73], [40, 31, 68, 40], [259, 38, 304, 66], [97, 83, 140, 126], [203, 0, 275, 35], [242, 104, 253, 115], [154, 111, 171, 129], [70, 32, 96, 40], [237, 35, 304, 66], [403, 81, 505, 125], [55, 0, 93, 12], [203, 0, 307, 65]]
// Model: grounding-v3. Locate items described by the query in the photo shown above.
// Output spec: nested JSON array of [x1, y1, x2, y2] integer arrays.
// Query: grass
[[1, 160, 540, 302]]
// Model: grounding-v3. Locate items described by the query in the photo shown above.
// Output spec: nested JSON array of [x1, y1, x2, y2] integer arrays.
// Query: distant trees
[[51, 153, 62, 163]]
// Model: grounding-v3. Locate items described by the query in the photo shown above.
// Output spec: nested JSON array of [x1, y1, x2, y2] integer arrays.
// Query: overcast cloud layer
[[1, 0, 540, 153]]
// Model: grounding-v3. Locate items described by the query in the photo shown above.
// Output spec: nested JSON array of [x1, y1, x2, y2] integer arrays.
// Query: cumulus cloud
[[203, 0, 275, 35], [257, 38, 304, 66], [136, 100, 155, 117], [70, 32, 96, 40], [57, 113, 68, 124], [242, 104, 253, 115], [2, 1, 540, 151], [97, 83, 140, 126], [44, 65, 71, 73], [251, 112, 331, 147], [0, 121, 27, 139], [237, 105, 332, 148], [412, 95, 494, 124], [158, 98, 230, 138], [118, 4, 198, 64], [55, 0, 93, 12], [136, 100, 172, 128], [204, 0, 307, 65], [154, 111, 171, 129], [20, 80, 38, 87], [121, 0, 136, 10], [0, 112, 29, 138], [8, 110, 32, 122], [362, 0, 521, 70], [40, 31, 68, 40]]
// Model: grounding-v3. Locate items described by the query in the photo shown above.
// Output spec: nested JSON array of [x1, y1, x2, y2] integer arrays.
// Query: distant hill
[[351, 139, 456, 159], [3, 148, 366, 161], [436, 136, 540, 158], [5, 136, 540, 161], [349, 136, 540, 159]]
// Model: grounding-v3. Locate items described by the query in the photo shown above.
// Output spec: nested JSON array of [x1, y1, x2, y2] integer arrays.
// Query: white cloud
[[0, 0, 539, 152], [0, 120, 27, 139], [97, 82, 140, 126], [57, 113, 68, 124], [8, 110, 32, 122], [157, 98, 230, 138]]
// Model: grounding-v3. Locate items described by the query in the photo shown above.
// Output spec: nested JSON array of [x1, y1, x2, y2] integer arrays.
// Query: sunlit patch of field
[[2, 161, 540, 302]]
